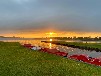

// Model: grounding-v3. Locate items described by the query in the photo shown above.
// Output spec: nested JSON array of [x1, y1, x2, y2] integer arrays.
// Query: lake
[[0, 38, 101, 58]]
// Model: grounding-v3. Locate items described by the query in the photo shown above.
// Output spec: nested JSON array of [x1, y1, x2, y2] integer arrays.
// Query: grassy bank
[[42, 41, 101, 52], [1, 42, 101, 76]]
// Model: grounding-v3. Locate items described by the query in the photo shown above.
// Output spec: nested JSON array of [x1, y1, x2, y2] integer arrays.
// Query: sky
[[0, 0, 101, 38]]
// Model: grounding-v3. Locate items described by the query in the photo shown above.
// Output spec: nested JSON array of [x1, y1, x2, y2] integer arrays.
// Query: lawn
[[0, 42, 101, 76]]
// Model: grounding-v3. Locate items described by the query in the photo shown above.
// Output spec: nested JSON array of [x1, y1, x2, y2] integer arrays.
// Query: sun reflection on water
[[49, 43, 52, 49]]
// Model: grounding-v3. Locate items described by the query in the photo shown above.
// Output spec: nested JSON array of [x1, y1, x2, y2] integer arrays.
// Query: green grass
[[59, 41, 101, 47], [62, 41, 101, 49], [1, 42, 101, 76], [45, 41, 101, 49]]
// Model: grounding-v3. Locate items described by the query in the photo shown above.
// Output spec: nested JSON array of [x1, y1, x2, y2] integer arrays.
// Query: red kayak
[[69, 54, 90, 62], [23, 44, 33, 49], [69, 55, 79, 60], [45, 48, 59, 54], [76, 55, 90, 62], [55, 51, 68, 57], [40, 48, 67, 57], [23, 44, 31, 46], [89, 58, 101, 66]]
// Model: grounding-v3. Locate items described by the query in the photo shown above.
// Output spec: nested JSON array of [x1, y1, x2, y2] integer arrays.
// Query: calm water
[[1, 39, 101, 58], [65, 40, 101, 43]]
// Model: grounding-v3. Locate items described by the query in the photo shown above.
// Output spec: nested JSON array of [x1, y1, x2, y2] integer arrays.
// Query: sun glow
[[50, 32, 54, 35], [46, 32, 56, 37], [3, 31, 101, 38], [46, 32, 55, 35], [50, 39, 53, 41]]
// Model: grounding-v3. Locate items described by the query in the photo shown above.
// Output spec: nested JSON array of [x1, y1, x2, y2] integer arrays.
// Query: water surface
[[1, 39, 101, 58]]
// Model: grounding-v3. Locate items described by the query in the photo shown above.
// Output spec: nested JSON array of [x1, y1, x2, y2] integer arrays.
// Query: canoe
[[55, 51, 68, 57]]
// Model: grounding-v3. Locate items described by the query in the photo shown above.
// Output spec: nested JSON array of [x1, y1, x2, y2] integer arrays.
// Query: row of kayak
[[69, 55, 101, 66], [22, 44, 101, 66], [22, 44, 68, 57], [22, 44, 41, 50], [41, 48, 68, 57]]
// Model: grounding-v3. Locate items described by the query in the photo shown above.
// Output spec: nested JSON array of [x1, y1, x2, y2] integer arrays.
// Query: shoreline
[[41, 41, 101, 52]]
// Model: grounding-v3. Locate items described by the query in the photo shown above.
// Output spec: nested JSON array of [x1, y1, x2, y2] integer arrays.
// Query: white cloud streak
[[12, 0, 34, 4]]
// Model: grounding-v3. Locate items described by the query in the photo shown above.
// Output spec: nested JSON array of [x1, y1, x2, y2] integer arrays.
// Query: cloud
[[12, 0, 32, 4], [0, 0, 101, 35], [15, 0, 29, 2]]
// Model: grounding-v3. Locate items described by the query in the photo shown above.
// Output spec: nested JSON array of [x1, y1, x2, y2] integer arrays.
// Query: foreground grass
[[0, 42, 101, 76]]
